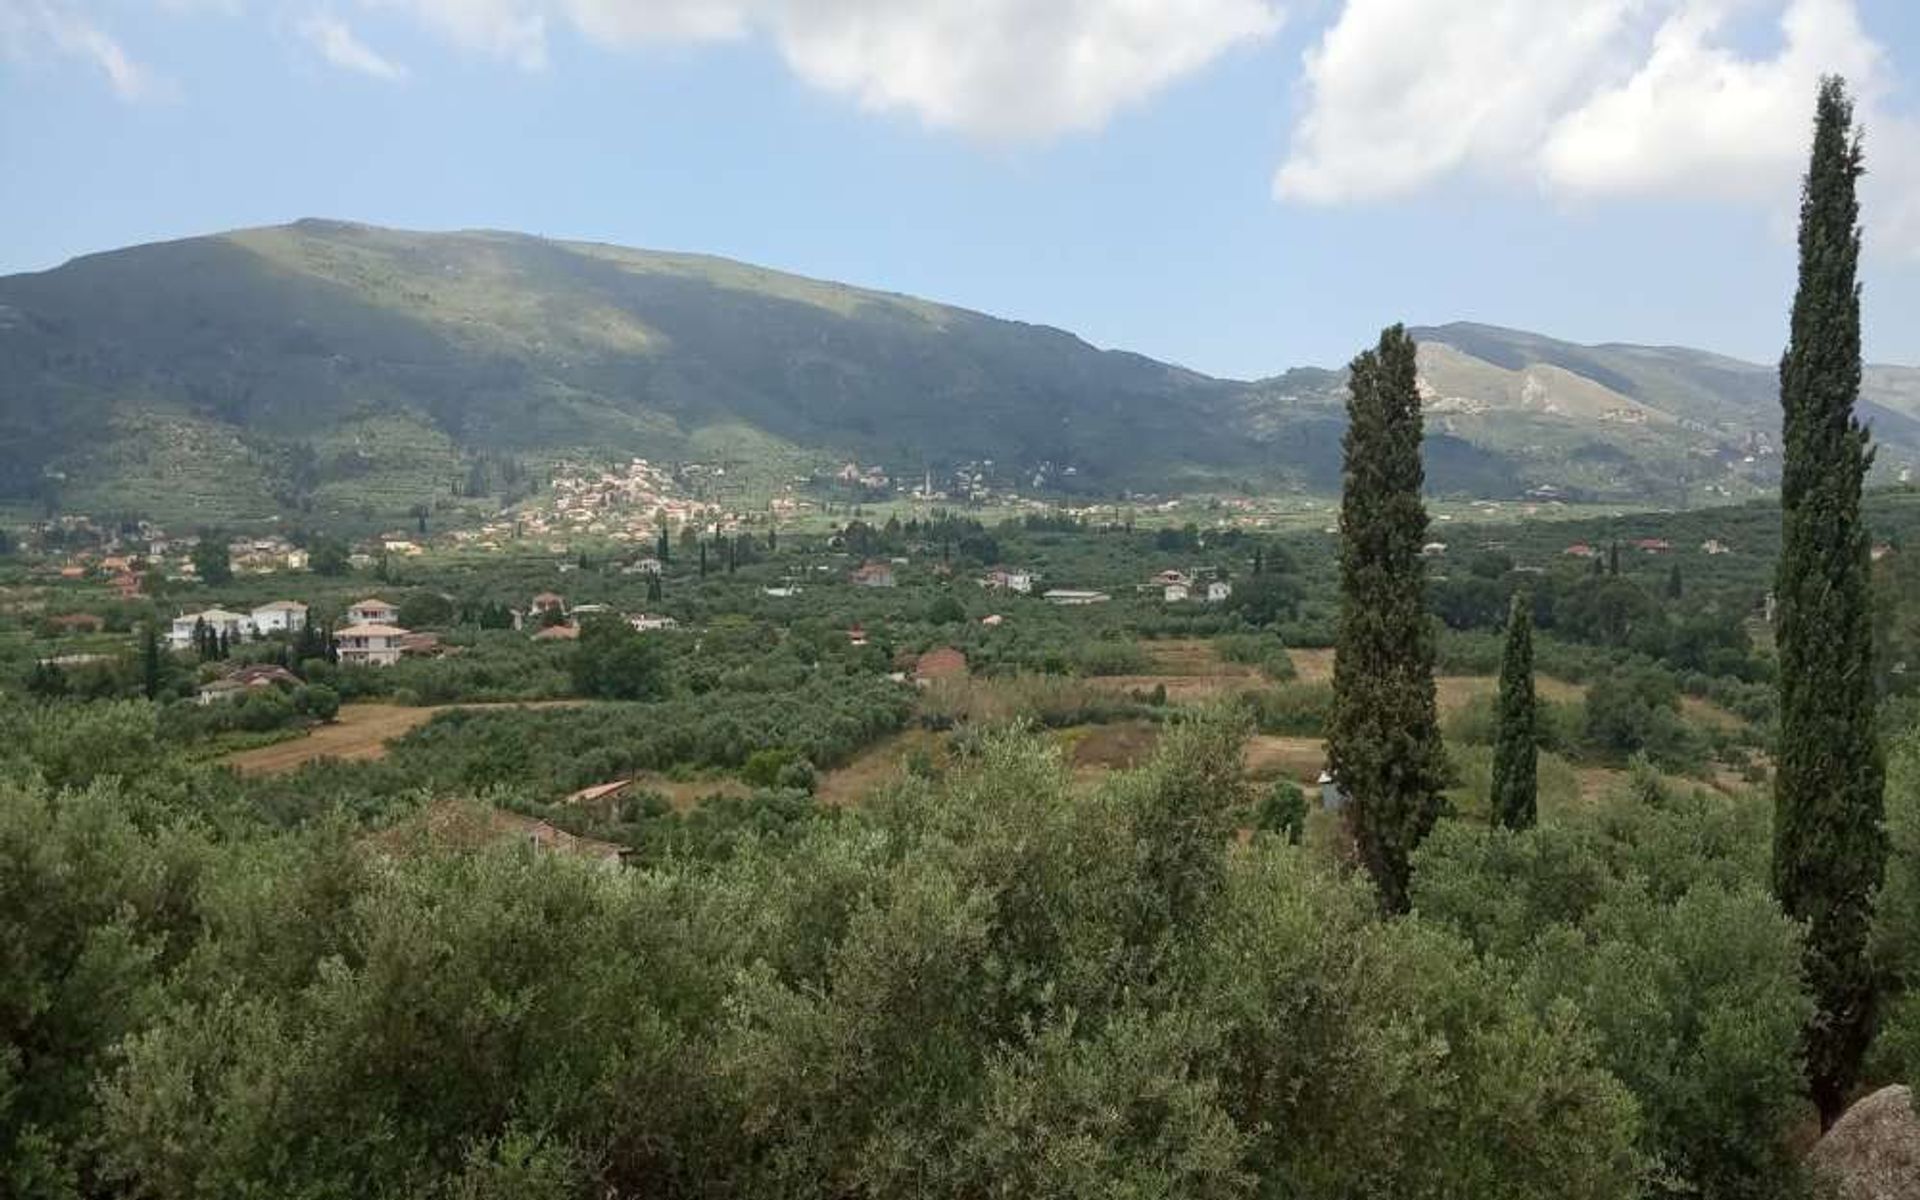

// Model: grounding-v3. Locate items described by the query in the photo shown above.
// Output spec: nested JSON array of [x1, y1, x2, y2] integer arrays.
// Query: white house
[[981, 568, 1034, 594], [1164, 582, 1191, 603], [1206, 581, 1233, 604], [168, 608, 252, 651], [628, 613, 678, 632], [337, 623, 407, 668], [250, 600, 309, 635], [348, 597, 399, 626]]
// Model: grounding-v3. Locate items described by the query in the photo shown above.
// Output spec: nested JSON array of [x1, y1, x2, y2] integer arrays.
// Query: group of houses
[[968, 566, 1228, 606], [1144, 569, 1232, 604], [44, 529, 314, 592], [1563, 537, 1706, 559], [167, 601, 313, 651], [519, 592, 679, 642], [168, 596, 417, 669]]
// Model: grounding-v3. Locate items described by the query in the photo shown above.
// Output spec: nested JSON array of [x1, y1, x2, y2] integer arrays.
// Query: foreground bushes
[[4, 713, 1646, 1199], [1412, 768, 1810, 1199]]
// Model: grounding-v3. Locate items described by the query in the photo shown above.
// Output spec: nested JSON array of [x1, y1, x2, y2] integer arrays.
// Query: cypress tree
[[140, 622, 162, 700], [1490, 592, 1537, 830], [1666, 563, 1684, 600], [1328, 324, 1447, 912], [699, 542, 709, 578], [1607, 540, 1620, 576], [1773, 77, 1885, 1128]]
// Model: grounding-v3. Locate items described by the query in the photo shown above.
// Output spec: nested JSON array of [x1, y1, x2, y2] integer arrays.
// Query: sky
[[2, 0, 1918, 379]]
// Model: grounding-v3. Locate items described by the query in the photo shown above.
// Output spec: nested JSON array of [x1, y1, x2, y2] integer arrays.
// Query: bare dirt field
[[620, 774, 756, 813], [1062, 721, 1162, 785], [1086, 638, 1277, 704], [1141, 639, 1262, 676], [1289, 648, 1335, 683], [1086, 674, 1271, 703], [816, 722, 1168, 806], [1243, 735, 1327, 784], [225, 700, 582, 775], [815, 729, 945, 807]]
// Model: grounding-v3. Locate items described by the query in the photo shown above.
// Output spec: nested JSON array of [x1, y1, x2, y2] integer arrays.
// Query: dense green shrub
[[1072, 639, 1150, 676], [1234, 683, 1333, 736], [1214, 633, 1297, 680], [387, 675, 912, 798], [1583, 666, 1705, 769], [570, 617, 669, 701], [2, 716, 1647, 1198], [1413, 772, 1809, 1199]]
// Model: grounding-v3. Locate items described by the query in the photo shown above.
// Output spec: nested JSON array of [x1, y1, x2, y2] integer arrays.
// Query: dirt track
[[225, 701, 581, 776]]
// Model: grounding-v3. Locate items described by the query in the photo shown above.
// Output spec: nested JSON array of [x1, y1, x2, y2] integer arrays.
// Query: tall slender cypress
[[140, 622, 162, 701], [1773, 76, 1884, 1129], [1329, 324, 1446, 912], [1490, 592, 1537, 830]]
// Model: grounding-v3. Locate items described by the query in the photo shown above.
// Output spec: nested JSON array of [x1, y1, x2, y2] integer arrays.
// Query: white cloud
[[300, 11, 408, 79], [1276, 0, 1643, 203], [769, 0, 1285, 138], [1276, 0, 1920, 253], [0, 0, 165, 100], [370, 0, 1284, 137], [1541, 0, 1882, 199], [1873, 116, 1920, 261]]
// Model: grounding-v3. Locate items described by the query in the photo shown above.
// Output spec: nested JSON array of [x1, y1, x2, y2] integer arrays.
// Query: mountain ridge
[[2, 221, 1916, 524]]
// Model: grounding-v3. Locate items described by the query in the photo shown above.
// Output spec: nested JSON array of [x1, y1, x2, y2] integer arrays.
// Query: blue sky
[[3, 0, 1918, 378]]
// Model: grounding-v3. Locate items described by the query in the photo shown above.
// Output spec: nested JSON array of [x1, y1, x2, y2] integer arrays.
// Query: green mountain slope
[[0, 221, 1271, 521], [1, 222, 1915, 524]]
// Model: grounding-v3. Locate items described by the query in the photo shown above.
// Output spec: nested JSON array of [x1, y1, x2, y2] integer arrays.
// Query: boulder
[[1807, 1085, 1920, 1199]]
